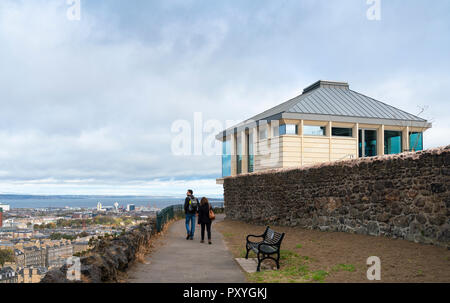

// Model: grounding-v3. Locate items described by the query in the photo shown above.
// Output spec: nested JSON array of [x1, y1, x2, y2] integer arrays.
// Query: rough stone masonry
[[224, 146, 450, 248]]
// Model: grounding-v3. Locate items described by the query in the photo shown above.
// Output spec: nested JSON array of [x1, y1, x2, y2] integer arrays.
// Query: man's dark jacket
[[184, 195, 198, 215]]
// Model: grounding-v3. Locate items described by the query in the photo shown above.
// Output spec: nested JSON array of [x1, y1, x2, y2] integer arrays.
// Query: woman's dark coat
[[198, 203, 212, 224]]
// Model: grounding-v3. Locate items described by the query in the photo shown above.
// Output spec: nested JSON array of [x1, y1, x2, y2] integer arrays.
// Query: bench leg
[[256, 252, 261, 272], [245, 245, 249, 259], [276, 252, 280, 269]]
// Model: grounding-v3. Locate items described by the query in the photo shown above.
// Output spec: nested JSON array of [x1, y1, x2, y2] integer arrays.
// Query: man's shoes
[[190, 237, 194, 240], [208, 241, 212, 245], [200, 240, 204, 243], [186, 234, 190, 240]]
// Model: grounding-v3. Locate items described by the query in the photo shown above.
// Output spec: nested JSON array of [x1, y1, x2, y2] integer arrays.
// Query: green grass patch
[[312, 270, 328, 282], [246, 249, 328, 283], [295, 244, 303, 249], [332, 264, 356, 272]]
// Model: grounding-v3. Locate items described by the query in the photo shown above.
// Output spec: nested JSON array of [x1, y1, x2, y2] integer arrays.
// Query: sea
[[0, 195, 224, 210]]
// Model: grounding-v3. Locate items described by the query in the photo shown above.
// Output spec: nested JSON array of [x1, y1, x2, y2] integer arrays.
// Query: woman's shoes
[[200, 240, 204, 243], [208, 241, 212, 245]]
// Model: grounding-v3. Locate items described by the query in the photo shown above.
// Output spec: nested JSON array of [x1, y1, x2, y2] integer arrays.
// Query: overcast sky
[[0, 0, 449, 196]]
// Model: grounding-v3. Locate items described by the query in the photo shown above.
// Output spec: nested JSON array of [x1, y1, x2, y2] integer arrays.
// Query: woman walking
[[198, 197, 214, 244]]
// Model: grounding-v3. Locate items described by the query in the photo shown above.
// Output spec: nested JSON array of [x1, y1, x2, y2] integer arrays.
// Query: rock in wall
[[224, 146, 450, 248]]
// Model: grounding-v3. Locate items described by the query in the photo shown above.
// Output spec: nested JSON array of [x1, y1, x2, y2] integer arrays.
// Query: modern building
[[126, 204, 136, 212], [216, 80, 431, 181]]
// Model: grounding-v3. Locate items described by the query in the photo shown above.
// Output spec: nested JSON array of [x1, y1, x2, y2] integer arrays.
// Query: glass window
[[259, 127, 267, 140], [358, 129, 363, 157], [222, 139, 231, 177], [279, 124, 298, 135], [272, 125, 279, 137], [303, 125, 326, 136], [359, 129, 377, 157], [409, 132, 423, 152], [236, 134, 242, 174], [332, 127, 353, 137], [384, 130, 402, 154], [247, 132, 254, 173]]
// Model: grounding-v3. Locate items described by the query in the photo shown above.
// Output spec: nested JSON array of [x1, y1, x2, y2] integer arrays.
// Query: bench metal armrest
[[246, 226, 269, 243], [246, 234, 264, 243]]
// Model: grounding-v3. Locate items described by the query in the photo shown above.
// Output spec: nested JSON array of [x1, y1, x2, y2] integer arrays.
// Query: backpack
[[188, 196, 199, 213]]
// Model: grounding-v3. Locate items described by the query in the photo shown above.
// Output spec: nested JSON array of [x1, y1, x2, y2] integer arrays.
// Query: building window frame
[[303, 125, 326, 136]]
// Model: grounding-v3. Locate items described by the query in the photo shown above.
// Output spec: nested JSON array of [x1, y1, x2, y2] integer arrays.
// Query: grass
[[246, 249, 330, 283], [295, 244, 303, 249], [332, 264, 356, 272], [312, 270, 329, 282], [223, 232, 234, 237]]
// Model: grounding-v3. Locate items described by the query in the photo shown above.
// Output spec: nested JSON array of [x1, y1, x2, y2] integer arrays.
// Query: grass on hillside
[[243, 248, 355, 283]]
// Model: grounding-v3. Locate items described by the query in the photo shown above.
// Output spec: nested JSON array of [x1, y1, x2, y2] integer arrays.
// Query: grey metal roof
[[217, 80, 431, 139]]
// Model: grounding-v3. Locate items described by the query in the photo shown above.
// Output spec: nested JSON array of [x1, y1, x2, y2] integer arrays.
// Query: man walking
[[184, 189, 199, 240]]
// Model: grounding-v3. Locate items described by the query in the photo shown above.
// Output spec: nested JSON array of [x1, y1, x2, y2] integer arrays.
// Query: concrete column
[[300, 120, 304, 166], [327, 121, 332, 161], [354, 123, 359, 158], [377, 125, 385, 156], [230, 133, 237, 176], [241, 130, 248, 173], [403, 126, 410, 152]]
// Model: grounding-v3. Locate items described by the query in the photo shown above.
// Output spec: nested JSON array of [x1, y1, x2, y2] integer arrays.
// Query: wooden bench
[[245, 226, 285, 271]]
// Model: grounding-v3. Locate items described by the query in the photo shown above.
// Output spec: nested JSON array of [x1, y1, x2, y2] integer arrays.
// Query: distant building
[[0, 267, 18, 283], [22, 246, 46, 268], [96, 202, 102, 211], [0, 204, 10, 212], [126, 204, 136, 212], [14, 249, 25, 268], [17, 267, 47, 283], [45, 242, 73, 268]]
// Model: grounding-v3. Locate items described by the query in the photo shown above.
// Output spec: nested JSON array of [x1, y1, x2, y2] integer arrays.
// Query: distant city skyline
[[0, 0, 449, 195]]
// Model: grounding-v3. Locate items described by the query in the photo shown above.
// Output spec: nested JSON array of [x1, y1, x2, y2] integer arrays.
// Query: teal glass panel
[[364, 130, 377, 157], [358, 129, 363, 157], [409, 132, 423, 151], [222, 139, 231, 177], [384, 131, 402, 154]]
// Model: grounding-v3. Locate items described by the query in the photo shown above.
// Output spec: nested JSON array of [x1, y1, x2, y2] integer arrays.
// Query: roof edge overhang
[[215, 112, 431, 140]]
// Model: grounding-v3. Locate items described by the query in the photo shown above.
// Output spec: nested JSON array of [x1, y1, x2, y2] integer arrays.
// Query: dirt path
[[127, 214, 246, 283]]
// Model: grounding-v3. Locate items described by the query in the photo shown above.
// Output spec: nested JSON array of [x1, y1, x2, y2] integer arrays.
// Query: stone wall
[[224, 146, 450, 248], [41, 219, 156, 283]]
